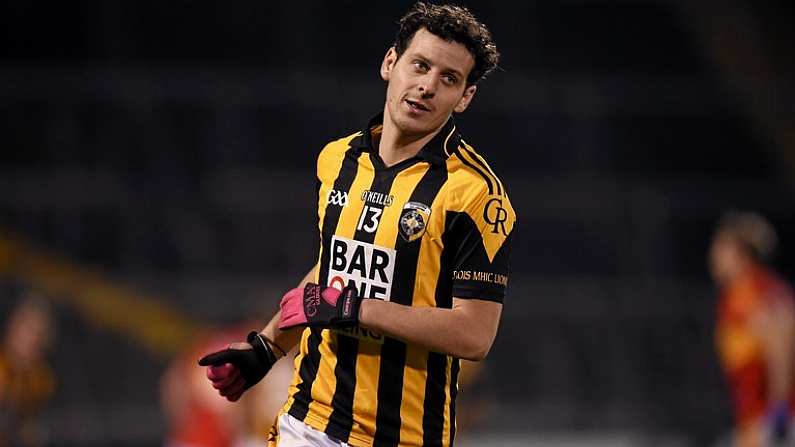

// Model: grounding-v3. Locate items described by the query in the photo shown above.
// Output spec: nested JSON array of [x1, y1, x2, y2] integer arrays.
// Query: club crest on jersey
[[399, 202, 431, 242]]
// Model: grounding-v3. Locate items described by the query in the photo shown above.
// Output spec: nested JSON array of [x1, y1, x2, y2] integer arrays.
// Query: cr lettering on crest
[[483, 197, 508, 236]]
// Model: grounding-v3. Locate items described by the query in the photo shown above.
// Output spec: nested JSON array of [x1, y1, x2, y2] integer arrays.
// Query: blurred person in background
[[710, 212, 795, 447], [197, 2, 514, 446], [161, 322, 295, 447], [0, 293, 55, 447]]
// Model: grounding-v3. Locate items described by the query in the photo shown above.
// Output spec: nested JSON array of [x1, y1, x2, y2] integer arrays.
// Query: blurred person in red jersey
[[0, 293, 55, 447], [161, 322, 295, 447], [710, 212, 795, 447]]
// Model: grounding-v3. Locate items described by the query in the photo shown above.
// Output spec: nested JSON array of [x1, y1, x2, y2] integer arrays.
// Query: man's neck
[[376, 111, 446, 168]]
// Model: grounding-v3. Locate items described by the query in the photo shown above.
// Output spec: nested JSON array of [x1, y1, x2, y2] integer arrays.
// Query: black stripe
[[318, 147, 362, 285], [453, 146, 494, 195], [289, 145, 360, 421], [435, 212, 458, 310], [372, 338, 407, 447], [326, 165, 398, 442], [354, 167, 395, 245], [422, 352, 448, 447], [460, 145, 502, 196], [449, 359, 460, 446], [288, 328, 323, 421], [419, 206, 463, 444], [325, 334, 359, 443], [373, 163, 449, 446]]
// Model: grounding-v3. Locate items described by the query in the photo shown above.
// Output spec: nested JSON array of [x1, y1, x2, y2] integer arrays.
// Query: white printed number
[[357, 205, 382, 233]]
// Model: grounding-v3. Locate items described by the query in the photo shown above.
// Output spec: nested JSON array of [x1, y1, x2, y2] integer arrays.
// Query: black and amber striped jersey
[[281, 113, 515, 447]]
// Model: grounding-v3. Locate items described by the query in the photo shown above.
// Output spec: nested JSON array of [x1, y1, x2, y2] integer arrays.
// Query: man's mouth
[[405, 99, 431, 112]]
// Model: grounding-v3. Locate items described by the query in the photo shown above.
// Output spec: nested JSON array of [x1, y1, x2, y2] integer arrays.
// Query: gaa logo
[[327, 189, 348, 207]]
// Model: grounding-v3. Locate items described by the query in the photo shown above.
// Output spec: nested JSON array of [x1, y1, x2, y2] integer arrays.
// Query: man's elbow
[[459, 348, 488, 362], [457, 336, 494, 361]]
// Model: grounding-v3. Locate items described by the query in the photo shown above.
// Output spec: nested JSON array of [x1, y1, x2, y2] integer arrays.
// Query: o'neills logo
[[361, 190, 394, 207], [399, 202, 431, 242]]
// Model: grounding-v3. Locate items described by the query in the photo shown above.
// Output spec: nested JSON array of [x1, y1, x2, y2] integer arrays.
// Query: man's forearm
[[258, 310, 302, 357], [358, 298, 501, 361], [767, 309, 795, 401], [757, 298, 795, 402], [259, 264, 319, 356]]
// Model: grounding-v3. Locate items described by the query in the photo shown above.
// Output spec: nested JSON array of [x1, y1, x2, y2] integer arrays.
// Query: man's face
[[709, 232, 745, 286], [380, 28, 477, 138]]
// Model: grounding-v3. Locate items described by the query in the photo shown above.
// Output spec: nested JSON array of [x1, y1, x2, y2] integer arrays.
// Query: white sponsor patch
[[328, 235, 395, 301]]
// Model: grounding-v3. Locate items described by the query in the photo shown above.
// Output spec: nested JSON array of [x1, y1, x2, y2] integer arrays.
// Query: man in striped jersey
[[199, 3, 515, 446]]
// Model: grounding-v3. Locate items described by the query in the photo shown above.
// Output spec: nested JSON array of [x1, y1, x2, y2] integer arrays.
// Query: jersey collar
[[351, 112, 461, 168]]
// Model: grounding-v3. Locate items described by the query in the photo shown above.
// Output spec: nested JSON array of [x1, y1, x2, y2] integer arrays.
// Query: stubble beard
[[388, 97, 441, 140]]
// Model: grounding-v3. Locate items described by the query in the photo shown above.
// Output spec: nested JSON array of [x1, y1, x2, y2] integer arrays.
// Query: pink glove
[[206, 363, 246, 402], [279, 283, 361, 330], [199, 331, 279, 402]]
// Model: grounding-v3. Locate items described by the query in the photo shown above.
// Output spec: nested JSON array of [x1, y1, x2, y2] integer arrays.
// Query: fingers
[[218, 375, 247, 401], [207, 364, 239, 387], [227, 342, 251, 350], [204, 362, 246, 401], [225, 388, 245, 402], [321, 286, 342, 306], [207, 363, 236, 379], [280, 288, 303, 312], [198, 350, 229, 366], [198, 343, 254, 366], [279, 288, 307, 329]]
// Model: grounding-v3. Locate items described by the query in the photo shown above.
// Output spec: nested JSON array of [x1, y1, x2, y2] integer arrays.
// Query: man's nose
[[418, 74, 437, 98]]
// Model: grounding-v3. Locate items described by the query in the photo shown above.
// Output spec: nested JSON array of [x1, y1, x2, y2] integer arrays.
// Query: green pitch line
[[0, 231, 201, 357]]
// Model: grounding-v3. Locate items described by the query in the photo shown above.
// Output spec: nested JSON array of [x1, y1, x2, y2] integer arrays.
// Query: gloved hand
[[768, 401, 790, 443], [278, 283, 361, 330], [197, 331, 278, 401]]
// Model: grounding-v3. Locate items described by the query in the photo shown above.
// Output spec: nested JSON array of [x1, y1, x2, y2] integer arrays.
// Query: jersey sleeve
[[447, 184, 516, 303]]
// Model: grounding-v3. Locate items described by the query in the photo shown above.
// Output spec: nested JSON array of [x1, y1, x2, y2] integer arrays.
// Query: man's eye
[[443, 75, 457, 85], [413, 61, 428, 72]]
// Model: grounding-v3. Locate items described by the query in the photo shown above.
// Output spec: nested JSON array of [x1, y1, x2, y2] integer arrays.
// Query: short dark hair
[[394, 2, 500, 86]]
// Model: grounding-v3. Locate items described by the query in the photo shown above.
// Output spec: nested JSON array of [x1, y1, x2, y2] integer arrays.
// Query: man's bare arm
[[200, 264, 320, 402], [358, 297, 502, 361], [256, 264, 318, 357], [755, 292, 795, 403]]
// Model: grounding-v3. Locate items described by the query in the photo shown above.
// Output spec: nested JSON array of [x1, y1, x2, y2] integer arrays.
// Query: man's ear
[[380, 47, 398, 81], [454, 84, 477, 113]]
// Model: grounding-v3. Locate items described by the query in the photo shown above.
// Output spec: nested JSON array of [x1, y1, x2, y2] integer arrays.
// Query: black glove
[[278, 283, 362, 330], [198, 331, 278, 400]]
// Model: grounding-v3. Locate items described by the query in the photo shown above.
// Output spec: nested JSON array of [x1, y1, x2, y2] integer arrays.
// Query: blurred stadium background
[[1, 0, 794, 445]]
